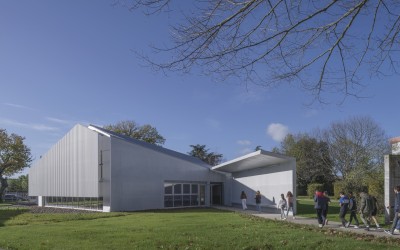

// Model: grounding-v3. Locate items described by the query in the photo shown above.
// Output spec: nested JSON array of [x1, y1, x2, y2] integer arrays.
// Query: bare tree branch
[[120, 0, 400, 104]]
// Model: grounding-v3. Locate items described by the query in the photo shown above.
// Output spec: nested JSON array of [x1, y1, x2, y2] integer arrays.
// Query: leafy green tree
[[319, 116, 390, 179], [278, 133, 335, 195], [0, 129, 32, 201], [8, 175, 28, 193], [255, 146, 262, 151], [188, 144, 223, 166], [104, 120, 166, 146]]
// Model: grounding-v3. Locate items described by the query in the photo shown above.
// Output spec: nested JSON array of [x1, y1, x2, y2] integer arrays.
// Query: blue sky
[[1, 1, 399, 177]]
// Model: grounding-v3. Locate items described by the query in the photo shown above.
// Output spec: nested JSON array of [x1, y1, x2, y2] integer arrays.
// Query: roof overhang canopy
[[212, 150, 295, 173]]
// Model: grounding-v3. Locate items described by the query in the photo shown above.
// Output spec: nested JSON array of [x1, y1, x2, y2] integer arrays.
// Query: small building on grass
[[29, 124, 296, 212]]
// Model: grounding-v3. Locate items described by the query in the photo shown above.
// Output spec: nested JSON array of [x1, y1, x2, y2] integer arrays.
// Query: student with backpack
[[385, 185, 400, 235], [277, 193, 287, 220], [346, 191, 359, 228], [370, 195, 381, 229], [314, 190, 328, 228], [359, 191, 373, 231], [338, 192, 350, 228]]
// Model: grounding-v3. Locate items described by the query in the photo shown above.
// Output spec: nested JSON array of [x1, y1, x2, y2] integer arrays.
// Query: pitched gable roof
[[88, 124, 211, 168]]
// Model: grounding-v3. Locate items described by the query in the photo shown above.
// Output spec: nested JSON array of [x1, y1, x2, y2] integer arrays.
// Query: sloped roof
[[212, 150, 295, 173], [88, 124, 211, 168]]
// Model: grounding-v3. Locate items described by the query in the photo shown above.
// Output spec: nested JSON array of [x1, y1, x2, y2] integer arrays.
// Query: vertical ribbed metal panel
[[29, 124, 99, 197]]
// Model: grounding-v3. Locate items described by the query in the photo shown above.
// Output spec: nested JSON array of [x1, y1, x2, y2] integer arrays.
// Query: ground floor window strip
[[164, 182, 206, 208]]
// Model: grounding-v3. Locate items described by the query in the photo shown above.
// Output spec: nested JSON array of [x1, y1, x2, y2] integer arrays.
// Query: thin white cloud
[[267, 123, 289, 142], [237, 140, 251, 145], [0, 118, 59, 132], [46, 117, 74, 125], [4, 103, 36, 111]]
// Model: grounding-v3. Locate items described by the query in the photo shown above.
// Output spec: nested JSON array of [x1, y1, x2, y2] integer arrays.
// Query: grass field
[[0, 200, 397, 249]]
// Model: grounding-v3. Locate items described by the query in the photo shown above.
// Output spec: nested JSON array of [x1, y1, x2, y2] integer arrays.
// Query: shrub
[[307, 183, 324, 198], [333, 181, 346, 198]]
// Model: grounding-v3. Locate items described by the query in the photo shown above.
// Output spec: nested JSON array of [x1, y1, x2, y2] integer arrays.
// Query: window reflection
[[44, 196, 103, 211], [164, 182, 206, 208]]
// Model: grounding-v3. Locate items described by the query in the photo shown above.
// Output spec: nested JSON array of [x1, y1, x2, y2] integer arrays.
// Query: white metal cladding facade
[[107, 136, 229, 211], [29, 124, 100, 197]]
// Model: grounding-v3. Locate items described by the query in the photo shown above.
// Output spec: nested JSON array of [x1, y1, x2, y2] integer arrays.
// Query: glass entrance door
[[210, 183, 223, 205]]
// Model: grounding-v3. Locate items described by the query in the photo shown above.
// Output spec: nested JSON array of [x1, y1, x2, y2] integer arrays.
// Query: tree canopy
[[121, 0, 400, 103], [0, 129, 32, 200], [276, 133, 335, 194], [104, 120, 166, 146], [188, 144, 223, 166], [318, 116, 390, 179], [274, 116, 389, 194], [7, 175, 28, 193]]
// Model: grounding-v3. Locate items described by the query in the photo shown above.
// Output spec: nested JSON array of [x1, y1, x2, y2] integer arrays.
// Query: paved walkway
[[213, 206, 399, 239]]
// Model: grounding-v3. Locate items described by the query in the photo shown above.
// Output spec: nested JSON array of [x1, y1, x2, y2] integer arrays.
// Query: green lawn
[[0, 207, 399, 249]]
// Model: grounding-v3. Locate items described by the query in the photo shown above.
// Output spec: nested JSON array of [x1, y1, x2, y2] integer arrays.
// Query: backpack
[[349, 197, 357, 210], [281, 199, 287, 209], [371, 196, 377, 212], [365, 195, 374, 214]]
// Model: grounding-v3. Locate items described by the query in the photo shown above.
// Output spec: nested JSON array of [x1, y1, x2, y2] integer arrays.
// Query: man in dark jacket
[[314, 190, 328, 228], [385, 185, 400, 235], [359, 191, 373, 231], [346, 191, 359, 228]]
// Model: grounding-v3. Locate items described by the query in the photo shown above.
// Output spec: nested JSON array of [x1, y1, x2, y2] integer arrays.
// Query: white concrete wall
[[384, 154, 400, 223], [108, 137, 228, 211], [231, 160, 296, 211]]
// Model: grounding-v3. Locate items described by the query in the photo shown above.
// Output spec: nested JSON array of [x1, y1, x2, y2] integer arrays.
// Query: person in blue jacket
[[385, 185, 400, 235], [338, 191, 350, 227]]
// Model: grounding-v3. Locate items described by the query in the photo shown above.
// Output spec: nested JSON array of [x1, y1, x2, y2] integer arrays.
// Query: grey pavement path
[[213, 205, 400, 239]]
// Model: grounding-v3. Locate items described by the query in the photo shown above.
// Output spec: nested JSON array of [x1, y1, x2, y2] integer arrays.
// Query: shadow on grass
[[136, 207, 233, 214], [0, 205, 29, 227]]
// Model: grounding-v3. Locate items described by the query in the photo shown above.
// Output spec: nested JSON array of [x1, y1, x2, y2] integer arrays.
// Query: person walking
[[277, 193, 287, 220], [338, 192, 350, 228], [346, 191, 360, 228], [255, 191, 262, 213], [395, 218, 400, 233], [323, 191, 331, 225], [370, 195, 381, 229], [359, 191, 373, 231], [286, 191, 295, 219], [240, 191, 248, 210], [385, 185, 400, 235], [314, 190, 328, 228]]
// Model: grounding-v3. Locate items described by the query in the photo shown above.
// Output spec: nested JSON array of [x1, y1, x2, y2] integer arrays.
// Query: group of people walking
[[238, 185, 400, 236], [277, 191, 296, 220], [314, 185, 400, 235], [239, 190, 296, 219], [240, 190, 262, 212], [314, 189, 380, 230]]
